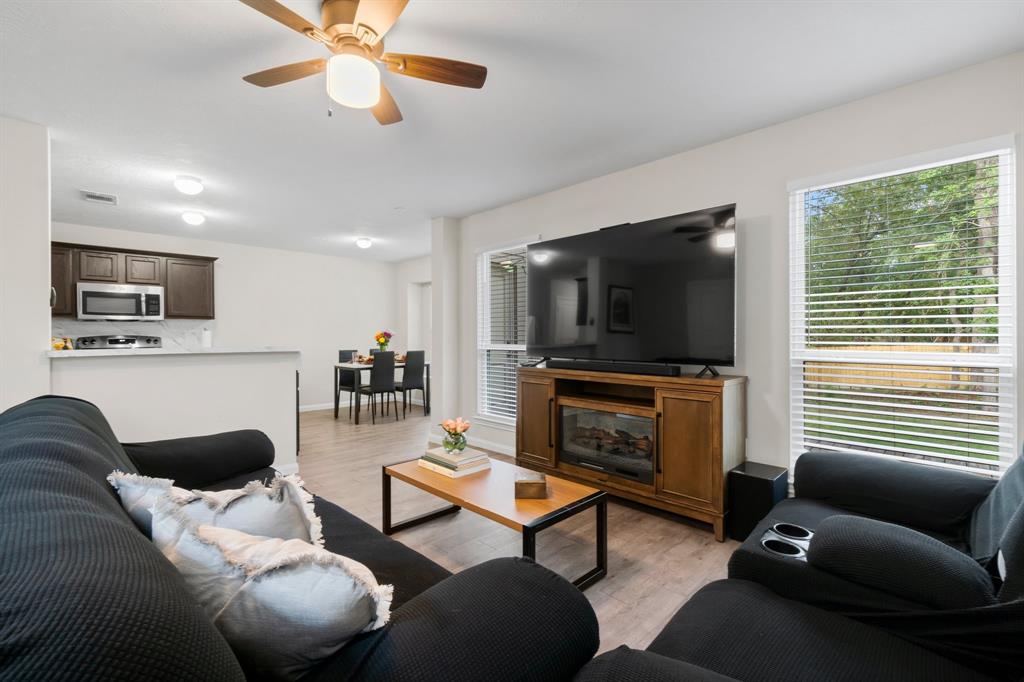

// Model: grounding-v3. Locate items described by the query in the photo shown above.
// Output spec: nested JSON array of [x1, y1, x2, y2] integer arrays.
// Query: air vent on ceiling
[[80, 190, 118, 206]]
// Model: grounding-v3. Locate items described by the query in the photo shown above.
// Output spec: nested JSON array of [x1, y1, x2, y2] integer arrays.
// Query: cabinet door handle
[[548, 397, 555, 449], [656, 411, 663, 474]]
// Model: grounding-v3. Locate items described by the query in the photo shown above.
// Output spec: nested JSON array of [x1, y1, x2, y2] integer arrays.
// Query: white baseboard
[[428, 432, 515, 457], [275, 461, 299, 475], [300, 395, 426, 413]]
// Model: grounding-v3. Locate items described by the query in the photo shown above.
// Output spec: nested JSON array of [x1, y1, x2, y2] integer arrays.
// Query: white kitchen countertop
[[47, 346, 300, 358]]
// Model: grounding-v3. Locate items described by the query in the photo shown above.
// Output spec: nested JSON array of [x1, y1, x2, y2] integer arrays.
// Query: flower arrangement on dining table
[[374, 330, 393, 351], [440, 417, 471, 453]]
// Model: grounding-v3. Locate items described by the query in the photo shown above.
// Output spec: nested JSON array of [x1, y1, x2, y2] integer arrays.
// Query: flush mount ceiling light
[[237, 0, 487, 125], [530, 252, 551, 264], [181, 211, 206, 226], [326, 54, 380, 108], [173, 175, 204, 195], [355, 237, 373, 249]]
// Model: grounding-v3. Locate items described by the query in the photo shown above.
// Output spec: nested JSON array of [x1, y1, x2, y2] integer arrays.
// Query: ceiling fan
[[673, 214, 736, 243], [237, 0, 488, 125]]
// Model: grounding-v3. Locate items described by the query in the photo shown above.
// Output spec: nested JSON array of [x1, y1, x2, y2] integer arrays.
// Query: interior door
[[517, 376, 555, 466], [655, 389, 720, 510]]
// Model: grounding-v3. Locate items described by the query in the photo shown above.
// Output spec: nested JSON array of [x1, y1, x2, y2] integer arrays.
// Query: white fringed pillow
[[151, 495, 392, 680], [106, 471, 195, 535], [107, 471, 323, 545]]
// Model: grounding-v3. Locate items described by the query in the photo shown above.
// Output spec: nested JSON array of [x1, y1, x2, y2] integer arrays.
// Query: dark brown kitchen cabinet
[[124, 254, 163, 284], [78, 250, 120, 282], [50, 246, 74, 315], [165, 258, 214, 319], [51, 242, 217, 319]]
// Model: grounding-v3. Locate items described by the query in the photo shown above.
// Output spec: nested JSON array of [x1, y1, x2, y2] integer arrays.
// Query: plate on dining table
[[353, 354, 406, 364]]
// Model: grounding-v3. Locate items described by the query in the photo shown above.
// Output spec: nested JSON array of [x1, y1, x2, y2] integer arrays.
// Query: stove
[[75, 335, 162, 350]]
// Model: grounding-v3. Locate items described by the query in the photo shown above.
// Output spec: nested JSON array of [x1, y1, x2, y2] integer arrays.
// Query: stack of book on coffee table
[[418, 447, 491, 478]]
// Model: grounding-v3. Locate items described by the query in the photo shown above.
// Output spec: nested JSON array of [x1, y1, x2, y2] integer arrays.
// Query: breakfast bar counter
[[47, 346, 299, 358], [48, 347, 300, 472]]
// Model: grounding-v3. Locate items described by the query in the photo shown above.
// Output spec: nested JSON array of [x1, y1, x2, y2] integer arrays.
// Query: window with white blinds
[[790, 146, 1017, 475], [477, 246, 529, 423]]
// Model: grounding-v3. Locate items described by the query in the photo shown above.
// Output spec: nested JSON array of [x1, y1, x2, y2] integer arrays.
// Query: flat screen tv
[[526, 204, 736, 367]]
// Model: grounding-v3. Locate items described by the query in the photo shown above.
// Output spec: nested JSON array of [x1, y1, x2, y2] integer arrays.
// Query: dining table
[[333, 360, 431, 424]]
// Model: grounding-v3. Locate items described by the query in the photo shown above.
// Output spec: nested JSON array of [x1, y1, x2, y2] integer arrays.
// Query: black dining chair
[[359, 352, 399, 424], [396, 350, 426, 418], [337, 349, 361, 419]]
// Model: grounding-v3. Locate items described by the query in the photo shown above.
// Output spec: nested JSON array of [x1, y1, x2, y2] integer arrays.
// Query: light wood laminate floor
[[298, 407, 737, 652]]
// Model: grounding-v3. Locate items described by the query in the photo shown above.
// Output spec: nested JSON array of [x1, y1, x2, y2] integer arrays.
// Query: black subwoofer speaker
[[727, 462, 788, 541]]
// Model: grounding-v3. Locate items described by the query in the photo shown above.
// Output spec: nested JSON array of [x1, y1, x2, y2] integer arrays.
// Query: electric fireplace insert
[[559, 404, 654, 485]]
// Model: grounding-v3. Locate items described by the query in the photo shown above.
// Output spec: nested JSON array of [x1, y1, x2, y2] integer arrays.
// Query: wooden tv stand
[[516, 367, 746, 541]]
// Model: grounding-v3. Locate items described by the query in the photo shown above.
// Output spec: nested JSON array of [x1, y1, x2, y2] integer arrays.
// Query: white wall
[[392, 255, 431, 357], [431, 217, 461, 441], [454, 52, 1024, 465], [0, 117, 51, 410], [51, 222, 399, 409]]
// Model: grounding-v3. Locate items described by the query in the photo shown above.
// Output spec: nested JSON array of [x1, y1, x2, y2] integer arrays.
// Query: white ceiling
[[2, 1, 1023, 262]]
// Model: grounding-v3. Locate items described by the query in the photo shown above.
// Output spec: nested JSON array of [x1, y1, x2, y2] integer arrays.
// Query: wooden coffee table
[[382, 458, 607, 590]]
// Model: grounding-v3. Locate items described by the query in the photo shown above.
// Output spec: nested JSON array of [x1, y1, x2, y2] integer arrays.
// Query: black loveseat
[[0, 396, 598, 681], [727, 450, 1024, 681], [575, 456, 1022, 682]]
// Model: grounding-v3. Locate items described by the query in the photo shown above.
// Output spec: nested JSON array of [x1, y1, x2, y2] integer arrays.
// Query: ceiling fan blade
[[689, 232, 713, 243], [372, 83, 403, 125], [243, 58, 327, 87], [237, 0, 331, 44], [381, 53, 487, 88], [673, 226, 711, 234], [353, 0, 409, 44]]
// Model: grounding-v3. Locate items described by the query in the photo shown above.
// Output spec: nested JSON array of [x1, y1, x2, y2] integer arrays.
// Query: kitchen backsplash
[[52, 319, 215, 351]]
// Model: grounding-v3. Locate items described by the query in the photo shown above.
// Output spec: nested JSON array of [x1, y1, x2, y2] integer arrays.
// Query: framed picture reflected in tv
[[606, 285, 634, 334]]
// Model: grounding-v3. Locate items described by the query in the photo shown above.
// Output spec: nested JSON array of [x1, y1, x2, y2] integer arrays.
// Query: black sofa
[[0, 396, 598, 681], [2, 396, 1013, 681]]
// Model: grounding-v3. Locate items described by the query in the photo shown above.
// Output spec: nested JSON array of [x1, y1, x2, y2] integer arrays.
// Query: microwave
[[77, 283, 164, 321]]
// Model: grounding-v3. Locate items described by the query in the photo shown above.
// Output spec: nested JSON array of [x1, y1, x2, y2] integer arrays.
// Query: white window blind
[[477, 246, 529, 423], [790, 147, 1017, 474]]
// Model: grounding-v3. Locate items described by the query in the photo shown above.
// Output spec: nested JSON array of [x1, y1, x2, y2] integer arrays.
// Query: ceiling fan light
[[181, 211, 206, 226], [326, 55, 380, 109], [173, 175, 204, 195]]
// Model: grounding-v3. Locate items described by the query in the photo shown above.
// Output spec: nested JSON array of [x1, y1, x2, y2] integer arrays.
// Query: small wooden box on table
[[516, 366, 746, 541]]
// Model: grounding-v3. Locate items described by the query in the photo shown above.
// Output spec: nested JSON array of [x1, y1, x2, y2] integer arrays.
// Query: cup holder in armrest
[[760, 531, 808, 561], [770, 523, 814, 550], [771, 523, 813, 541]]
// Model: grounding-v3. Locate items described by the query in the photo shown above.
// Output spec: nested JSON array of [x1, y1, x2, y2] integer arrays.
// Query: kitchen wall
[[51, 222, 399, 409], [453, 51, 1024, 464], [0, 117, 51, 411], [392, 255, 432, 360]]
